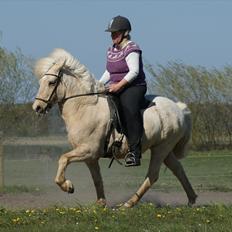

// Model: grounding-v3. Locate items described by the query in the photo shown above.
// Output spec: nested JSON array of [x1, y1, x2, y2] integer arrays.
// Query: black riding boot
[[125, 139, 142, 167]]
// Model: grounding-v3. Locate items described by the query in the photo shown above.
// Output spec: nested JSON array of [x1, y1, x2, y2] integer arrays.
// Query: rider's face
[[111, 31, 123, 45]]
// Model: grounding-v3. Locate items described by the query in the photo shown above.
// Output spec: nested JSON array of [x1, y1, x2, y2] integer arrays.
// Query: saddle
[[103, 94, 155, 162]]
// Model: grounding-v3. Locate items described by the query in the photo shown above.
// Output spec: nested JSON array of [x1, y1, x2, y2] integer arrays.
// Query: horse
[[32, 48, 197, 208]]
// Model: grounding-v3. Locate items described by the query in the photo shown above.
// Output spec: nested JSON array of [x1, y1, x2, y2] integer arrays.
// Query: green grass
[[0, 204, 231, 232], [0, 185, 42, 194], [2, 149, 232, 194], [0, 150, 232, 231], [102, 150, 232, 193]]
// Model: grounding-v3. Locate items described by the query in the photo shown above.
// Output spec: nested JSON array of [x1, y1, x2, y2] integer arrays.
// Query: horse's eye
[[49, 80, 57, 86]]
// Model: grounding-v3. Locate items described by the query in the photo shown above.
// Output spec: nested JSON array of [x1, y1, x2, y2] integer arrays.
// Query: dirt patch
[[0, 189, 231, 209]]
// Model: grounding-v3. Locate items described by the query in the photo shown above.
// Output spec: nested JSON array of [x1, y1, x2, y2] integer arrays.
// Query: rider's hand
[[108, 79, 128, 93]]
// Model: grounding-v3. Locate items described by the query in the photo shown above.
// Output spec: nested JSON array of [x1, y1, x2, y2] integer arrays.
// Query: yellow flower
[[156, 214, 162, 218], [12, 217, 20, 224], [95, 226, 99, 230]]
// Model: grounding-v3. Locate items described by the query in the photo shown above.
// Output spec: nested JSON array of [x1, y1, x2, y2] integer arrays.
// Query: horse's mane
[[34, 48, 104, 93]]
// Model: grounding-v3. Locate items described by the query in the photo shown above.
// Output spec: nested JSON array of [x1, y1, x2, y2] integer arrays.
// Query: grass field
[[0, 204, 231, 231], [3, 149, 232, 193], [0, 147, 232, 231]]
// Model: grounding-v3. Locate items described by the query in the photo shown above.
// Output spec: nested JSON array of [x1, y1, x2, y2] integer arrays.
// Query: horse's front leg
[[55, 144, 91, 193], [86, 160, 106, 206]]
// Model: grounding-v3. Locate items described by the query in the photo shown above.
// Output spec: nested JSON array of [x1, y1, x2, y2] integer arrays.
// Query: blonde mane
[[34, 48, 104, 93]]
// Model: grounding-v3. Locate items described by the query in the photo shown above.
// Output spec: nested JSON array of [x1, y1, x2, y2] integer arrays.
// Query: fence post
[[0, 131, 4, 191]]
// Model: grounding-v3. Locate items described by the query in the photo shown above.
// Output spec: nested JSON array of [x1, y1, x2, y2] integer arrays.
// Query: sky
[[0, 0, 232, 79]]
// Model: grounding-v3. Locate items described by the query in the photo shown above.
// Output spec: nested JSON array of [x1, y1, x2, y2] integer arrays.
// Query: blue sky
[[0, 0, 232, 79]]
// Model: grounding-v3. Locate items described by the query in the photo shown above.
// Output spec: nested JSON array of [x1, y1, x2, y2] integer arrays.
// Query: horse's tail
[[173, 102, 192, 159]]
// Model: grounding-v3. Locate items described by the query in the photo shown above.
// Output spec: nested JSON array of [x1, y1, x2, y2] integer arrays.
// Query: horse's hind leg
[[164, 152, 198, 206], [123, 150, 165, 208]]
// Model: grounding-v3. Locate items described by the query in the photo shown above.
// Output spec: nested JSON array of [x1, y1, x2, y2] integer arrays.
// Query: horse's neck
[[60, 96, 110, 141]]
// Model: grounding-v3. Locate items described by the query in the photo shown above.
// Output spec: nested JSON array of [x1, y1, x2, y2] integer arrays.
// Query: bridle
[[35, 70, 106, 109]]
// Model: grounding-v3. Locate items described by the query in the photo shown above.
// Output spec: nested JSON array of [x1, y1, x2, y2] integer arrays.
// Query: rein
[[35, 71, 122, 167], [63, 91, 106, 101], [35, 72, 106, 105]]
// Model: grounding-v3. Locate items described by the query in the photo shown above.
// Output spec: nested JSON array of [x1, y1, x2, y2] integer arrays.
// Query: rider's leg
[[119, 85, 147, 166]]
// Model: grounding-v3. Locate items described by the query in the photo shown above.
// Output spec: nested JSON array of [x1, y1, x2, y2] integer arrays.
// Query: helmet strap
[[118, 31, 128, 45]]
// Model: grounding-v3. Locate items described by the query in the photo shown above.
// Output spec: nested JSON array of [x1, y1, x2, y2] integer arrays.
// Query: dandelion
[[156, 214, 162, 218], [12, 217, 20, 224], [95, 226, 99, 230]]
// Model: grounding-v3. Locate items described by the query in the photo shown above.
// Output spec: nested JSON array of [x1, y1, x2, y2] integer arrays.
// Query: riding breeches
[[118, 85, 147, 157]]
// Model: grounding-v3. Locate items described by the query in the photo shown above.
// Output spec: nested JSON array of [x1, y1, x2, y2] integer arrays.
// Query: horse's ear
[[50, 59, 66, 73]]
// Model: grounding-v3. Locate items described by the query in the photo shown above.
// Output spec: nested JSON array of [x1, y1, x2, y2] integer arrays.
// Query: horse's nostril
[[36, 105, 42, 113]]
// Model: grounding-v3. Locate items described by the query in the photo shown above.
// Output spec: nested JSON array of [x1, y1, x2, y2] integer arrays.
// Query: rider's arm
[[99, 70, 110, 84], [123, 52, 140, 83]]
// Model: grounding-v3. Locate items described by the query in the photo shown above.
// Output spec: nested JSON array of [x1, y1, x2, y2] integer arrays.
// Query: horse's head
[[32, 59, 65, 115], [32, 48, 106, 115]]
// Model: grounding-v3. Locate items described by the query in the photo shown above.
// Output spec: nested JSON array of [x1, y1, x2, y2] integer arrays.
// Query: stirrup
[[125, 152, 141, 167]]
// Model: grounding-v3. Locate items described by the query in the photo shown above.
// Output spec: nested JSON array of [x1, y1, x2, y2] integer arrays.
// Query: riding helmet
[[105, 15, 131, 32]]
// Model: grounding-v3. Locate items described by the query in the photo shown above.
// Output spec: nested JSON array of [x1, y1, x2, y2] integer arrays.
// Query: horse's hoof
[[65, 180, 75, 194], [68, 186, 75, 194], [188, 194, 198, 207], [123, 200, 134, 208], [96, 198, 107, 207]]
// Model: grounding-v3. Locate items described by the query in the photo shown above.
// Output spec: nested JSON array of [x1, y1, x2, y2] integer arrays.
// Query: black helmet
[[105, 15, 131, 32]]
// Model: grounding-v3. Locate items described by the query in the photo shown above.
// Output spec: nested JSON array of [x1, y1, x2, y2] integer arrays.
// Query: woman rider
[[100, 15, 147, 167]]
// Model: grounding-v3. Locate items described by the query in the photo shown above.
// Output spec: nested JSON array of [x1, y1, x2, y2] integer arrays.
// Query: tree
[[0, 37, 44, 136], [146, 62, 232, 149], [0, 46, 37, 104]]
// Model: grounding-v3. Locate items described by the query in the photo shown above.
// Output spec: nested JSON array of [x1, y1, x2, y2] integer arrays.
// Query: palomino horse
[[32, 48, 197, 207]]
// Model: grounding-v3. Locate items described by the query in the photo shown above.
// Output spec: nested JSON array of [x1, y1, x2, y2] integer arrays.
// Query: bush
[[146, 62, 232, 149]]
